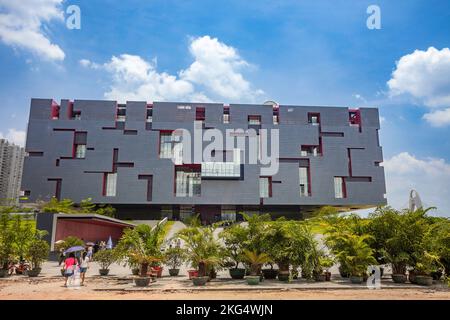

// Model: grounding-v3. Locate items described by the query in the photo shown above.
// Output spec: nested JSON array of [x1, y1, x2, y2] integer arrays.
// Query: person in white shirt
[[86, 246, 93, 261], [80, 252, 89, 286]]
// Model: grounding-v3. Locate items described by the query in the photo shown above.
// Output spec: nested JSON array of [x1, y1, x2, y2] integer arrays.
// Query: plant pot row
[[391, 272, 434, 286]]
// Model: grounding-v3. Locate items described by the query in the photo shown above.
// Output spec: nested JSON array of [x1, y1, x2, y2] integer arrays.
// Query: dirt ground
[[0, 277, 449, 300]]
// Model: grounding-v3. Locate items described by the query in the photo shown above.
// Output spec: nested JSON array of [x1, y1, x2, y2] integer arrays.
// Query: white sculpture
[[408, 189, 423, 211]]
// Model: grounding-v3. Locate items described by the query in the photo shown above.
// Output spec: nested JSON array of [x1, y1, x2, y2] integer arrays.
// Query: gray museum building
[[21, 99, 386, 222]]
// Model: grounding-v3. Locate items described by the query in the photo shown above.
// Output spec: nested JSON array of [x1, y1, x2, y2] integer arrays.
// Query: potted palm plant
[[335, 234, 377, 284], [414, 252, 441, 286], [321, 257, 334, 281], [164, 246, 185, 276], [177, 223, 222, 286], [243, 250, 269, 285], [116, 223, 165, 287]]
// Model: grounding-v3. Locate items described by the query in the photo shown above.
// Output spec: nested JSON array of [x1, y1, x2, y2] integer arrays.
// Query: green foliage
[[0, 213, 47, 270], [40, 198, 75, 213], [11, 214, 35, 259], [366, 206, 434, 274], [81, 198, 116, 217], [0, 213, 15, 269], [116, 223, 165, 276], [243, 249, 270, 275], [177, 224, 222, 277], [425, 217, 450, 274], [27, 239, 49, 269], [55, 236, 84, 251], [164, 246, 186, 269], [219, 223, 248, 269], [94, 249, 118, 270], [80, 198, 96, 213], [0, 206, 33, 214], [333, 233, 377, 277], [94, 204, 116, 217], [414, 251, 442, 275]]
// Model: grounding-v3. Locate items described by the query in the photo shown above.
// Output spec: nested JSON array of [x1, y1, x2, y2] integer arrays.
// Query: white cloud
[[180, 36, 264, 102], [0, 128, 26, 147], [99, 54, 208, 103], [81, 36, 264, 103], [423, 108, 450, 127], [384, 152, 450, 216], [0, 0, 65, 61], [379, 116, 386, 124], [387, 47, 450, 108], [352, 93, 367, 104]]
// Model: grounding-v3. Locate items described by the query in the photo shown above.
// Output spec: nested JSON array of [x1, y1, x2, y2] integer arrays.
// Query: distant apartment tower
[[21, 99, 386, 222], [0, 139, 25, 205]]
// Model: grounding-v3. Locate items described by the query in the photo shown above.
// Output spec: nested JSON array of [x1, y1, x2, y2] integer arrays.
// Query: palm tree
[[243, 249, 270, 276], [177, 225, 222, 277], [116, 223, 164, 277], [334, 233, 377, 277]]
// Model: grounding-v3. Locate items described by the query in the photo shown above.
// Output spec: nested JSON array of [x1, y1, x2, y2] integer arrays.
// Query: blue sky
[[1, 0, 450, 215]]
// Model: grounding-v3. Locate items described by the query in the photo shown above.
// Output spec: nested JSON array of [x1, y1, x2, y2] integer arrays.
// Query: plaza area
[[0, 261, 449, 300]]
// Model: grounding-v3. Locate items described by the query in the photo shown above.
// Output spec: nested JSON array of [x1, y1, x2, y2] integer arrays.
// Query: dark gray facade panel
[[22, 99, 387, 209]]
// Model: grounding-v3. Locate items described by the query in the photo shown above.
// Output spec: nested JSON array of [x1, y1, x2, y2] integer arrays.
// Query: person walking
[[58, 248, 65, 266], [79, 252, 89, 286], [86, 246, 93, 261], [63, 253, 78, 287]]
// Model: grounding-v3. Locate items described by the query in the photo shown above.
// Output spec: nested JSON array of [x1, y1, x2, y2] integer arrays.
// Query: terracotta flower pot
[[188, 270, 198, 279], [151, 266, 163, 278]]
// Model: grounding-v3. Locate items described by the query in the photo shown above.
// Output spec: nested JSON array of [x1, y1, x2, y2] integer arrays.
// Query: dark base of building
[[112, 204, 324, 223]]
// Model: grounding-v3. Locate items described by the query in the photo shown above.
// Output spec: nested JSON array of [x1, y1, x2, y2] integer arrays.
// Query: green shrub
[[27, 239, 49, 269], [94, 249, 118, 270]]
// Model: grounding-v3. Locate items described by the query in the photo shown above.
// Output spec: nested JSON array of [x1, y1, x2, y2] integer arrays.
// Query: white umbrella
[[106, 236, 113, 249]]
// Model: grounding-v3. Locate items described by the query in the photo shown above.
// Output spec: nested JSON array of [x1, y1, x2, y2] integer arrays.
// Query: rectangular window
[[223, 107, 230, 124], [299, 167, 309, 197], [301, 146, 319, 157], [117, 105, 126, 122], [175, 167, 201, 197], [51, 103, 60, 120], [159, 132, 173, 158], [146, 105, 153, 123], [248, 115, 261, 125], [75, 144, 86, 159], [259, 177, 271, 198], [196, 107, 205, 121], [72, 111, 81, 120], [105, 173, 117, 197], [273, 115, 279, 125], [334, 177, 346, 198], [308, 113, 320, 125]]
